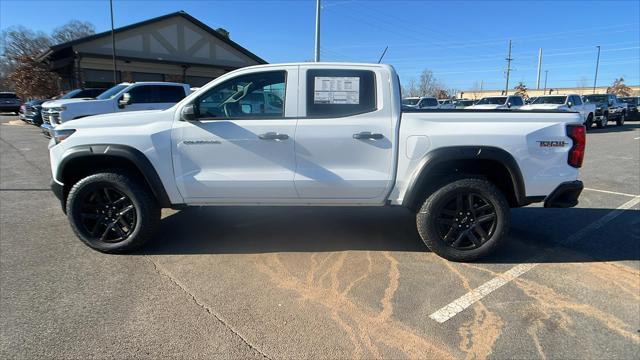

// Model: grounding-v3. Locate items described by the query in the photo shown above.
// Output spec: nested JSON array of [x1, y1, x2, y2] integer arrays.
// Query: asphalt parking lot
[[1, 114, 638, 359]]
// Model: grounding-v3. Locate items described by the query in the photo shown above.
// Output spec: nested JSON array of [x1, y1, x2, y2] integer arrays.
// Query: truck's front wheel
[[66, 172, 160, 253], [416, 178, 510, 262]]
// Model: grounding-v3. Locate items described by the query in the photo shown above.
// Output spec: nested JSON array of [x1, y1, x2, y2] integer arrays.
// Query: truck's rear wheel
[[416, 178, 510, 261], [66, 172, 160, 253], [616, 112, 625, 126]]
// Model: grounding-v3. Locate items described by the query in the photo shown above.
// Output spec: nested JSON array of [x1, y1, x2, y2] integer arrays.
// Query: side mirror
[[180, 104, 198, 122], [567, 101, 573, 108], [118, 93, 131, 108], [507, 102, 512, 108]]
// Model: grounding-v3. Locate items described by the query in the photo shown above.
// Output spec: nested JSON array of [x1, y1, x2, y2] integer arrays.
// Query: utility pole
[[593, 45, 601, 94], [109, 0, 117, 84], [536, 48, 542, 89], [543, 70, 548, 94], [504, 40, 513, 95], [314, 0, 321, 62]]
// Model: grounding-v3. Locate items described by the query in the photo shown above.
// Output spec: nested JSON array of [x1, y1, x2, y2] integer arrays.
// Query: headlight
[[48, 106, 67, 112], [52, 129, 75, 144]]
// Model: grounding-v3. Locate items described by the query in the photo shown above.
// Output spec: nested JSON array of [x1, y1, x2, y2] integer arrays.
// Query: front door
[[172, 68, 298, 203], [293, 67, 395, 204]]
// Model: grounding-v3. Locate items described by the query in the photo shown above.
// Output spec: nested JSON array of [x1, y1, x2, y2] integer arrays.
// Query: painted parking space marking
[[429, 195, 640, 324], [584, 187, 639, 198]]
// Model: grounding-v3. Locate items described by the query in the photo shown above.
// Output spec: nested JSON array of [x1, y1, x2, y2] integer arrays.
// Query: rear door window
[[306, 69, 376, 117], [154, 86, 186, 103]]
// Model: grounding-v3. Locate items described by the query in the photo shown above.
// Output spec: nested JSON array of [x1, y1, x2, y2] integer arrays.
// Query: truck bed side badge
[[537, 140, 567, 147]]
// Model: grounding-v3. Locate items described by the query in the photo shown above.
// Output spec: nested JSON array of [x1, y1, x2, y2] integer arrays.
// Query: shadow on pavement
[[140, 205, 639, 263]]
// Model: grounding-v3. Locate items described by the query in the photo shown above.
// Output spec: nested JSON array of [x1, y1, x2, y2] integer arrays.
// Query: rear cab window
[[305, 69, 376, 117]]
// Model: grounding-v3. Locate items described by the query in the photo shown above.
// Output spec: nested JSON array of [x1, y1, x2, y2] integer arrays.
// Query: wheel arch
[[402, 146, 530, 211], [57, 144, 172, 209]]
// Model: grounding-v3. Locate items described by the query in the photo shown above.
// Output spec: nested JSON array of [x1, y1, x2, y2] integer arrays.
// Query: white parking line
[[429, 195, 640, 323], [584, 187, 639, 198]]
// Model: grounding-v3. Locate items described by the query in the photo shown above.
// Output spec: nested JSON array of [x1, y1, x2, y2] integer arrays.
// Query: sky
[[1, 0, 639, 91]]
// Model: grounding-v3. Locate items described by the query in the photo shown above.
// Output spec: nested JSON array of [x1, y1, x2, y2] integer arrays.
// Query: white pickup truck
[[467, 95, 524, 110], [41, 82, 189, 132], [521, 94, 596, 129], [48, 63, 585, 261]]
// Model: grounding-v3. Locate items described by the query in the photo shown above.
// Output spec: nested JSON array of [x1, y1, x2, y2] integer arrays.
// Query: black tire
[[416, 178, 510, 262], [66, 172, 160, 253], [616, 112, 625, 126], [585, 114, 594, 129], [597, 113, 608, 128]]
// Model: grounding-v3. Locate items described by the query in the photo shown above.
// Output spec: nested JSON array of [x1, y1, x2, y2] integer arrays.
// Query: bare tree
[[606, 77, 633, 97], [1, 20, 95, 95], [513, 82, 529, 100], [418, 69, 437, 96], [401, 78, 420, 97], [51, 20, 95, 44]]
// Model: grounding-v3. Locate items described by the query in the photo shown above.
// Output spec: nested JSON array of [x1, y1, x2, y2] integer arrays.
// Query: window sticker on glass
[[313, 76, 360, 104]]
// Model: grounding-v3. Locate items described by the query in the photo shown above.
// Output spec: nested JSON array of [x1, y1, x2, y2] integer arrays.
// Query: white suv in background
[[467, 95, 524, 110], [41, 82, 190, 132], [521, 94, 596, 128], [402, 96, 439, 109]]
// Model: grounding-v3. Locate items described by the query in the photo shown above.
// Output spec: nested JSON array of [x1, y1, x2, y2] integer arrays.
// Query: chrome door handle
[[258, 132, 289, 140], [353, 131, 383, 140]]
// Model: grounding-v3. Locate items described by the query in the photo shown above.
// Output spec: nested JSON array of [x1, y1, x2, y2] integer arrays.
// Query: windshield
[[458, 100, 475, 106], [402, 98, 419, 106], [60, 89, 82, 99], [532, 96, 566, 105], [583, 95, 608, 103], [96, 84, 128, 100], [620, 97, 638, 105], [0, 93, 18, 99], [476, 97, 506, 105]]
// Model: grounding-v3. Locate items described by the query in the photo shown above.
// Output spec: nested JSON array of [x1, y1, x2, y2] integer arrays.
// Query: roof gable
[[44, 11, 266, 67]]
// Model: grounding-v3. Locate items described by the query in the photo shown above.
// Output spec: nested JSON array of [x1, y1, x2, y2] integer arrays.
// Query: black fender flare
[[402, 146, 530, 208], [58, 144, 172, 208]]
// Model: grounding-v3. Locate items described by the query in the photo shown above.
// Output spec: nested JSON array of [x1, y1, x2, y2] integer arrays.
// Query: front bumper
[[41, 123, 53, 138], [544, 180, 583, 208], [50, 179, 66, 212]]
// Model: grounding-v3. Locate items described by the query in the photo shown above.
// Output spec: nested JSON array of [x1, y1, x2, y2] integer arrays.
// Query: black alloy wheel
[[435, 192, 497, 250], [79, 186, 137, 243]]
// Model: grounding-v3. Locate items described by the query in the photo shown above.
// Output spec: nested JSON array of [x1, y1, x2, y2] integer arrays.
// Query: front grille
[[42, 110, 60, 124]]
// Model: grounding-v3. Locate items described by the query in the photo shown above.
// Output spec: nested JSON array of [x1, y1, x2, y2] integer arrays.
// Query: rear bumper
[[544, 180, 583, 208]]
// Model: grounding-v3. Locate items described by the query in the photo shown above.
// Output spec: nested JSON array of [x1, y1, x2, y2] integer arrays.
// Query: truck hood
[[520, 104, 567, 111], [42, 98, 97, 108], [56, 110, 166, 130]]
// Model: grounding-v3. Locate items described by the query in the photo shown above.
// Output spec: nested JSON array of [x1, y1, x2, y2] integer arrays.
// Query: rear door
[[293, 66, 395, 204]]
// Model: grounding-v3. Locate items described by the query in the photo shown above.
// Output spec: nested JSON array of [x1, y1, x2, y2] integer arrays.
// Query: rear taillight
[[567, 124, 586, 168]]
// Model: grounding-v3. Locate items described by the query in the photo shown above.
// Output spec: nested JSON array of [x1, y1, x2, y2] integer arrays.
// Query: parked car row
[[40, 81, 189, 137], [19, 88, 105, 125], [401, 94, 638, 129]]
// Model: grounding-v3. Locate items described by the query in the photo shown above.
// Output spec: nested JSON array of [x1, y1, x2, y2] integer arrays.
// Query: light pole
[[593, 45, 601, 94], [314, 0, 321, 62], [543, 70, 548, 94]]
